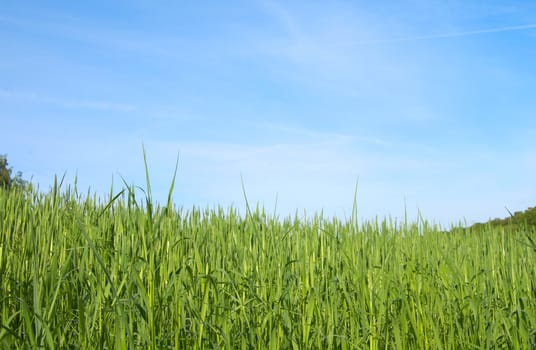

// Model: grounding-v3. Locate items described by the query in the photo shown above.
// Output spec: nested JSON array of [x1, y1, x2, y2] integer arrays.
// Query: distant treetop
[[0, 154, 27, 190], [471, 206, 536, 231]]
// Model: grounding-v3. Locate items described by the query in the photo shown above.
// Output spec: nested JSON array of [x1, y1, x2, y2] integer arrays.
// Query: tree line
[[0, 154, 27, 189], [470, 206, 536, 231]]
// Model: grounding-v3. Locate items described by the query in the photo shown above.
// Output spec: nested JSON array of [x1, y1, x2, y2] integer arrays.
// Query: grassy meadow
[[1, 174, 535, 349]]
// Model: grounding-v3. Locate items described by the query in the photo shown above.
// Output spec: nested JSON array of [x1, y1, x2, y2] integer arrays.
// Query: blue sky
[[1, 1, 535, 226]]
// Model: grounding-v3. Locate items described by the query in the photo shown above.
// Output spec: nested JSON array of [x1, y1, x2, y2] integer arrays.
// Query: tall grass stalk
[[1, 177, 535, 348]]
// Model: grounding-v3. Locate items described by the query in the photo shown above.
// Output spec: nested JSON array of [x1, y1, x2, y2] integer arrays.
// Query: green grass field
[[1, 175, 535, 349]]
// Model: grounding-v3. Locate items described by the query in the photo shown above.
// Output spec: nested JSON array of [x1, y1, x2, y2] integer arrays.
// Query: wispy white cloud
[[142, 135, 463, 222], [245, 1, 536, 139], [370, 23, 536, 43], [250, 1, 442, 124], [253, 1, 536, 94], [134, 134, 536, 226], [0, 89, 136, 112], [148, 139, 365, 216], [259, 122, 393, 147]]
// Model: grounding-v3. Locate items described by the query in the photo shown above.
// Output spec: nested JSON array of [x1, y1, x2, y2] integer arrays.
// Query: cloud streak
[[0, 90, 136, 112], [142, 135, 465, 222], [370, 23, 536, 44]]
